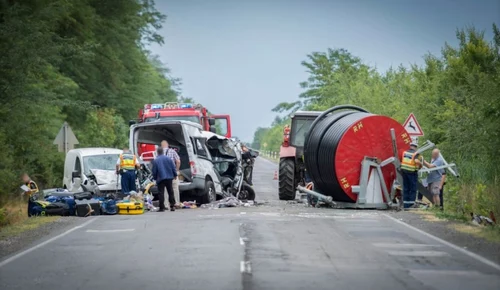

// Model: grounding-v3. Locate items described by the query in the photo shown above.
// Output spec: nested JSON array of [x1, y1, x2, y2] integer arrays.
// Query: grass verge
[[0, 197, 60, 239], [0, 216, 60, 240], [415, 207, 500, 243]]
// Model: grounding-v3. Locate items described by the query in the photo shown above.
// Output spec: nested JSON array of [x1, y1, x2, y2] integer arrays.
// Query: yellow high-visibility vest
[[26, 180, 39, 196], [401, 150, 418, 172], [120, 153, 137, 170]]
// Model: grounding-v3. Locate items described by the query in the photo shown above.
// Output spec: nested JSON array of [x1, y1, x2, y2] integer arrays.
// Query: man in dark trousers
[[116, 147, 139, 196], [400, 142, 422, 209], [152, 147, 177, 212]]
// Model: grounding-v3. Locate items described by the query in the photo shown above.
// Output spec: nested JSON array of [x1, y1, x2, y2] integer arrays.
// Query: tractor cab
[[278, 111, 321, 200]]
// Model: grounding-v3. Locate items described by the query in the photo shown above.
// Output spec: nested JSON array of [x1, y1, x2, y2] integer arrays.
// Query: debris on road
[[200, 196, 255, 209], [180, 201, 197, 209]]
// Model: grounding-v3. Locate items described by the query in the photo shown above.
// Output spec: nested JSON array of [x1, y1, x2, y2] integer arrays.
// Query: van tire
[[202, 180, 216, 204], [240, 182, 255, 201]]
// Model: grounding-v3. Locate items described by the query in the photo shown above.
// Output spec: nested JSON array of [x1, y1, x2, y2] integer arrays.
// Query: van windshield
[[83, 154, 120, 175]]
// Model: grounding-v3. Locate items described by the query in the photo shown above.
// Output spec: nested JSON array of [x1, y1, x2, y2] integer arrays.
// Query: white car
[[129, 120, 222, 203], [63, 148, 122, 194]]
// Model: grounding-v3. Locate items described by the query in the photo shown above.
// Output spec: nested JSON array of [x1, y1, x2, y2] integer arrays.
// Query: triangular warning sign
[[403, 113, 424, 136]]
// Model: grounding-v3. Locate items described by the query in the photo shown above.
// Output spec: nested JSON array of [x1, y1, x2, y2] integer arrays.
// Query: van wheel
[[202, 180, 216, 204], [240, 182, 255, 201]]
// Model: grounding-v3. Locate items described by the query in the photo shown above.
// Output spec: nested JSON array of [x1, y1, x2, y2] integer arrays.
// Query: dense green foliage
[[254, 25, 500, 218], [0, 0, 178, 201]]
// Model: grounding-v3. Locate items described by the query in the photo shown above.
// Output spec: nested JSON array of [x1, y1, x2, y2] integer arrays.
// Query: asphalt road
[[1, 157, 500, 290]]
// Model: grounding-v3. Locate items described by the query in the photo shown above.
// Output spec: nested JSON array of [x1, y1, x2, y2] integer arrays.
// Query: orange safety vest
[[120, 153, 137, 170], [401, 150, 418, 172]]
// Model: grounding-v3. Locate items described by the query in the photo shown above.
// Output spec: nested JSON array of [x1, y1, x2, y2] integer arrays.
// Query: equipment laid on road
[[75, 199, 101, 217], [280, 105, 459, 209], [116, 201, 144, 215]]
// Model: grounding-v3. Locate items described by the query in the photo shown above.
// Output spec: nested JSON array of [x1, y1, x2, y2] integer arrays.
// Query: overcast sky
[[147, 0, 500, 142]]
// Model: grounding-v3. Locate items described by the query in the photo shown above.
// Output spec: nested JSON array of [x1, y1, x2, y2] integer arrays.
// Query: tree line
[[0, 0, 178, 201], [252, 25, 500, 218]]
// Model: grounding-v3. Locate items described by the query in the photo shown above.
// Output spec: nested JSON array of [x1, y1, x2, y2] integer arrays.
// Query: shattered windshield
[[83, 154, 120, 175]]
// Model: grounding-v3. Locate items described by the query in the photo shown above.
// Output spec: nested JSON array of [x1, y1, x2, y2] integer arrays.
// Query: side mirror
[[208, 118, 215, 126], [209, 126, 217, 133], [129, 120, 137, 126]]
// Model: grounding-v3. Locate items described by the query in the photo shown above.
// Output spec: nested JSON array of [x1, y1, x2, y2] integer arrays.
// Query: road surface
[[1, 157, 499, 290]]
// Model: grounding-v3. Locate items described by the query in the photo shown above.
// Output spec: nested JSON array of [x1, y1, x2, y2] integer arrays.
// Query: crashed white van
[[130, 120, 222, 203], [63, 148, 122, 194]]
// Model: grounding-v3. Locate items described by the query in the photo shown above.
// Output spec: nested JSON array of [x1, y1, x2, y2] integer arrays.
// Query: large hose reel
[[304, 105, 408, 203]]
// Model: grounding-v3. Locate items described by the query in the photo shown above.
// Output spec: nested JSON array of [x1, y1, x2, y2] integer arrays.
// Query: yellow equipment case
[[116, 201, 144, 215]]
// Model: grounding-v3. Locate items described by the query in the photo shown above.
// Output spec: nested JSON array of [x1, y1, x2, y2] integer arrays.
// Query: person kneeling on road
[[152, 147, 177, 212]]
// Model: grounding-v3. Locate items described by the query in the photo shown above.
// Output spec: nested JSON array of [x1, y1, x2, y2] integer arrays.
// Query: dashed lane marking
[[86, 229, 135, 233], [373, 243, 441, 248], [387, 250, 450, 257], [240, 261, 252, 274]]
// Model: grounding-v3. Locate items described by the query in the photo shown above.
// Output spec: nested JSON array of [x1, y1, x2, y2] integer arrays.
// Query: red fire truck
[[130, 102, 231, 160]]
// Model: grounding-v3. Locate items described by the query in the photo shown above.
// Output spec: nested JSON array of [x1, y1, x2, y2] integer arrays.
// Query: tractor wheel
[[278, 158, 296, 200]]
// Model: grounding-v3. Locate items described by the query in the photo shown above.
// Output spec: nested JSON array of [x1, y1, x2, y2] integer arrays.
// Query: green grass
[[433, 208, 468, 222], [421, 207, 500, 243], [0, 197, 61, 240], [0, 216, 60, 240]]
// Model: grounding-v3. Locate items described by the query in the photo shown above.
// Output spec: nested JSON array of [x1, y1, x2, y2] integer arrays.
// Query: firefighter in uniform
[[116, 147, 140, 195], [401, 142, 422, 209]]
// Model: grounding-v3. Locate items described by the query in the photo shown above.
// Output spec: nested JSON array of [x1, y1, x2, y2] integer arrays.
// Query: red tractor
[[278, 111, 321, 200]]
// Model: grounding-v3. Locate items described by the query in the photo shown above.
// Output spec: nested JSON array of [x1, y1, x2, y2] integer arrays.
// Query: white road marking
[[240, 237, 248, 246], [388, 250, 450, 257], [240, 212, 247, 215], [0, 218, 97, 268], [383, 214, 500, 271], [373, 243, 441, 248], [86, 229, 135, 233], [240, 261, 252, 274], [259, 212, 281, 217]]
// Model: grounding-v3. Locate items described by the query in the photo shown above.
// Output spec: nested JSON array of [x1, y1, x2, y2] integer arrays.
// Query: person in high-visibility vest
[[400, 142, 422, 209], [116, 147, 140, 195], [22, 173, 39, 197], [22, 173, 40, 217]]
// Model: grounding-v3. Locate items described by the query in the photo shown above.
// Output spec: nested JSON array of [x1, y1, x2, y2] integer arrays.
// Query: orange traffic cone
[[273, 170, 278, 180]]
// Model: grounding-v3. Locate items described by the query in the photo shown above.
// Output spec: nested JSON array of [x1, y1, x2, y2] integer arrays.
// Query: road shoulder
[[0, 216, 82, 260], [388, 210, 500, 265]]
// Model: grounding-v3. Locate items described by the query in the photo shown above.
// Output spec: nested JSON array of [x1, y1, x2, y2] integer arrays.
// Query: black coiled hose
[[304, 105, 371, 202]]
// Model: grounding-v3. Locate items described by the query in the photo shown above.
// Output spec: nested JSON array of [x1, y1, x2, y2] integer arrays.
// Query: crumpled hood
[[90, 169, 118, 185]]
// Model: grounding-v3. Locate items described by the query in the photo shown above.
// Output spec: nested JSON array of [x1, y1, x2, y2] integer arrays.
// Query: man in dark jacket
[[152, 147, 177, 212]]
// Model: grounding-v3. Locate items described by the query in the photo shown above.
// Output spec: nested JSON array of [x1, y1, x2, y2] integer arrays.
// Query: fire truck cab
[[130, 102, 231, 162]]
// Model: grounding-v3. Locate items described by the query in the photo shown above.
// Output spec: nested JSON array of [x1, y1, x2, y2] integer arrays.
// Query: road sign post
[[53, 122, 79, 153]]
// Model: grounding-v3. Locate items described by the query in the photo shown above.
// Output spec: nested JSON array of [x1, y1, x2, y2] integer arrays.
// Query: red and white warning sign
[[403, 113, 424, 136]]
